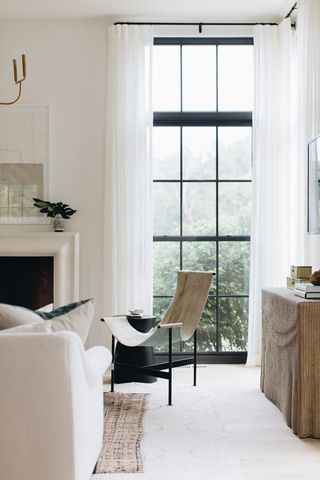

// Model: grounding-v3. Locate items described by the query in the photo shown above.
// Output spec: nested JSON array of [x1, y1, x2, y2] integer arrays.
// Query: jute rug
[[95, 392, 148, 474]]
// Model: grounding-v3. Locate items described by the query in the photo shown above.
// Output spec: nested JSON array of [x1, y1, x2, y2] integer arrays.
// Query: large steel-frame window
[[153, 37, 253, 363]]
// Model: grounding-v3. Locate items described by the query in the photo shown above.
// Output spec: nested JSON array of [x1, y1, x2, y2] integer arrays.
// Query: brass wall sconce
[[0, 54, 27, 106]]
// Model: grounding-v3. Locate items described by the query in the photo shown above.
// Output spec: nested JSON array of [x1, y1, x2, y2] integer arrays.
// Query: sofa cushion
[[2, 299, 95, 342], [0, 303, 44, 331], [36, 299, 91, 320]]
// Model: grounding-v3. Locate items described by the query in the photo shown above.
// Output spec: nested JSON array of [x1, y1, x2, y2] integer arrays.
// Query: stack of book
[[294, 283, 320, 299], [287, 265, 312, 289]]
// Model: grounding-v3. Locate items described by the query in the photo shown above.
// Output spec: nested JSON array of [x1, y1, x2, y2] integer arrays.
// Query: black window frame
[[153, 37, 253, 364]]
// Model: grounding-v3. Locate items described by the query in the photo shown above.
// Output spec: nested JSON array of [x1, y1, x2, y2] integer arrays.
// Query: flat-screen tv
[[308, 135, 320, 233]]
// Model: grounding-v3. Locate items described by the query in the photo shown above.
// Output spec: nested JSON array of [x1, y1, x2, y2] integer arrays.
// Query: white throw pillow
[[0, 303, 44, 330], [2, 299, 95, 343]]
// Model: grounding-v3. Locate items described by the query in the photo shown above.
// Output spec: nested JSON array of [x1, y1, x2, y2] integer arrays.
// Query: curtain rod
[[114, 3, 297, 33], [114, 22, 278, 34], [285, 2, 297, 19]]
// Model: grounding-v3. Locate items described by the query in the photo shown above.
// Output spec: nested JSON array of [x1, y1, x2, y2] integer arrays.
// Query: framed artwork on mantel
[[0, 105, 50, 224]]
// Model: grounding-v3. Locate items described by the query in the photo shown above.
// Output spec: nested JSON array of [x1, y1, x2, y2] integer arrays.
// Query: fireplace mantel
[[0, 232, 79, 307]]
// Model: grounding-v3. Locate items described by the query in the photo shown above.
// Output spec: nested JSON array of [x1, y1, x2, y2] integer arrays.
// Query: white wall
[[0, 19, 112, 347]]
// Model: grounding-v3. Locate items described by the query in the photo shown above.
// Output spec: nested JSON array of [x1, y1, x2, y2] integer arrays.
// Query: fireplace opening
[[0, 256, 53, 310]]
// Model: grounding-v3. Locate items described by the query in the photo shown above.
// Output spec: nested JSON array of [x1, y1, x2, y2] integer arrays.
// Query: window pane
[[153, 46, 180, 111], [219, 182, 251, 235], [182, 242, 216, 288], [153, 242, 180, 295], [182, 46, 216, 111], [219, 242, 250, 295], [219, 127, 252, 180], [219, 297, 248, 351], [183, 127, 216, 180], [183, 183, 216, 235], [182, 296, 217, 352], [218, 45, 253, 111], [153, 127, 180, 180], [153, 297, 172, 321], [153, 182, 180, 236], [183, 242, 216, 297]]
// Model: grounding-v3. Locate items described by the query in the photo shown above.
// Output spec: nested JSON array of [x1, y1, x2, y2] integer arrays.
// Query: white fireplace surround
[[0, 232, 79, 307]]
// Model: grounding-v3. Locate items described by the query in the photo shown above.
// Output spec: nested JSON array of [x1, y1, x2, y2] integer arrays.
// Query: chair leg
[[111, 334, 115, 392], [193, 329, 197, 386], [168, 328, 172, 406]]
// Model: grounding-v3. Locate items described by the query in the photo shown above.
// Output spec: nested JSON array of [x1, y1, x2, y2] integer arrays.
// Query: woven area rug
[[95, 392, 148, 474]]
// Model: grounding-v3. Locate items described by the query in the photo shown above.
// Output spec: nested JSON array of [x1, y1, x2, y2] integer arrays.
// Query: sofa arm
[[82, 345, 112, 388], [86, 346, 112, 376], [50, 331, 111, 389]]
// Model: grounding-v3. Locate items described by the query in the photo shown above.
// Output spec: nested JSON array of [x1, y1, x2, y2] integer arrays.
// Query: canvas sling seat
[[103, 270, 213, 405]]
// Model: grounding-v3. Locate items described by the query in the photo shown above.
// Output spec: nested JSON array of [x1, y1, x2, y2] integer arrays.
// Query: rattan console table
[[261, 287, 320, 438]]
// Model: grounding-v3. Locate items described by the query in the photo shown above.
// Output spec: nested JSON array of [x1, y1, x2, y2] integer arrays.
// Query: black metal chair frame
[[110, 328, 198, 406]]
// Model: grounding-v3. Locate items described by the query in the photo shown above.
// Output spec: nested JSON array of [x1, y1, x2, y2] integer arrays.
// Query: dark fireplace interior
[[0, 257, 54, 310]]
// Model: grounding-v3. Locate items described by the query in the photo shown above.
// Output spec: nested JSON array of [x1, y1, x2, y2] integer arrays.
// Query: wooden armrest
[[158, 322, 183, 329]]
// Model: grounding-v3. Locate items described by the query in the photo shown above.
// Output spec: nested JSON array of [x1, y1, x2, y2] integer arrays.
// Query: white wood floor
[[94, 365, 320, 480]]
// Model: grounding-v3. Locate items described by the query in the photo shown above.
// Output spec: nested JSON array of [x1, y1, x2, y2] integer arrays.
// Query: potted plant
[[33, 198, 77, 232]]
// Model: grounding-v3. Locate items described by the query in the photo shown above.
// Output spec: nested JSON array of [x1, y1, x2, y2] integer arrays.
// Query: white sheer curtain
[[104, 25, 153, 315], [297, 0, 320, 266], [298, 0, 320, 143], [247, 19, 298, 366]]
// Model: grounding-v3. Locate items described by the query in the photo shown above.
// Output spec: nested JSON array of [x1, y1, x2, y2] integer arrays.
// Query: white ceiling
[[0, 0, 296, 21]]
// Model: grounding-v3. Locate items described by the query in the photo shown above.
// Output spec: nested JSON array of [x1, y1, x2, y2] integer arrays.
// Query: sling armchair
[[102, 270, 213, 405]]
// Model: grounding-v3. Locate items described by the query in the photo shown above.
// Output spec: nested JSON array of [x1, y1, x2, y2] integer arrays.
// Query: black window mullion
[[215, 125, 220, 352], [153, 179, 251, 183], [180, 44, 183, 112], [153, 236, 250, 242], [179, 126, 183, 271], [179, 43, 183, 351], [180, 45, 183, 273], [153, 111, 252, 127], [154, 37, 253, 46], [215, 45, 219, 352], [216, 44, 219, 112]]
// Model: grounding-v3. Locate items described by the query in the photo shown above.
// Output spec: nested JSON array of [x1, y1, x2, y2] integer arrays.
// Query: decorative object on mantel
[[0, 54, 26, 106], [286, 265, 312, 289], [33, 198, 77, 232]]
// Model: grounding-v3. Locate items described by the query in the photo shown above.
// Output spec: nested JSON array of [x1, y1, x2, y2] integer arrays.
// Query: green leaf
[[32, 198, 77, 219]]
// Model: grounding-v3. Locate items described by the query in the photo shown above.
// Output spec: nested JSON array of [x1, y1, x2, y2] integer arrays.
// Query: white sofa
[[0, 330, 112, 480]]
